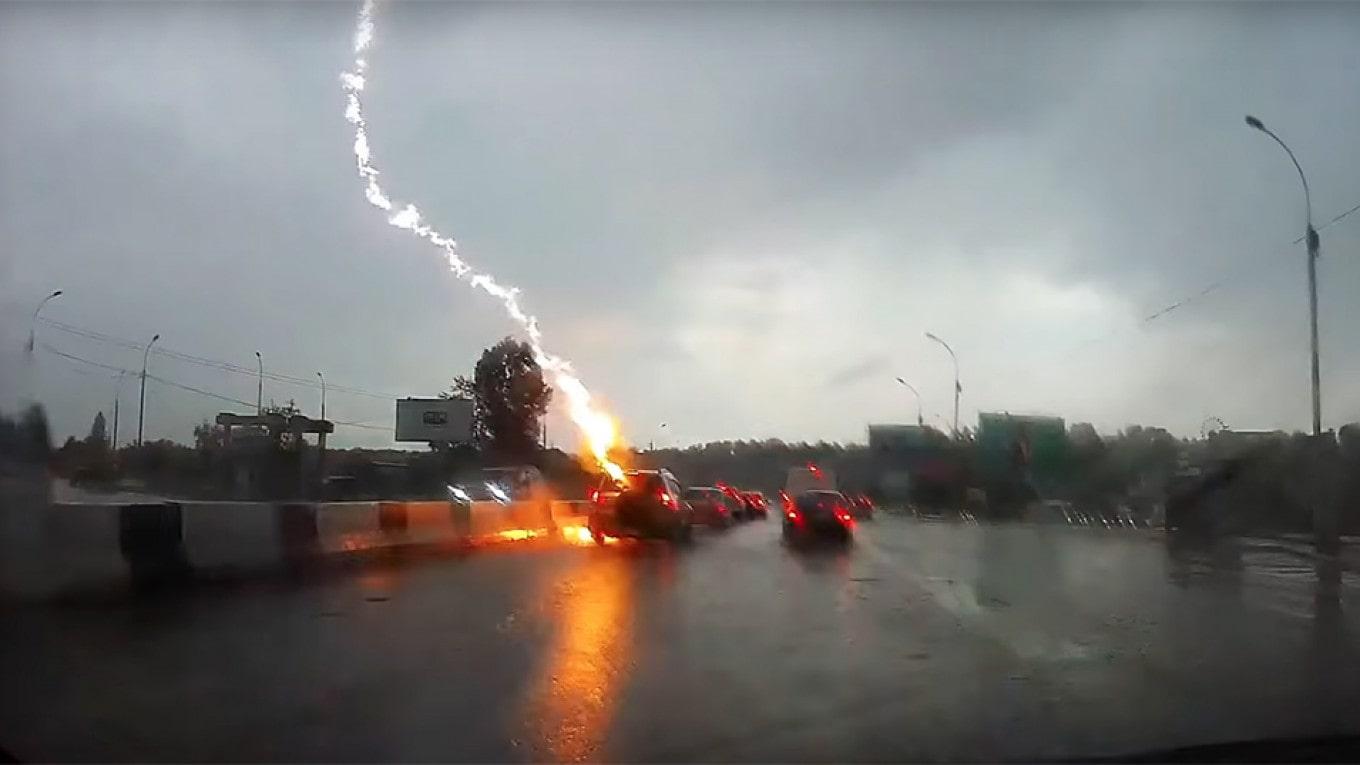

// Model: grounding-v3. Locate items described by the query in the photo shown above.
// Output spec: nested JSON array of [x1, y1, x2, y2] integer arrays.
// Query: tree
[[449, 337, 551, 458], [443, 374, 483, 447], [87, 411, 108, 448], [18, 404, 51, 463]]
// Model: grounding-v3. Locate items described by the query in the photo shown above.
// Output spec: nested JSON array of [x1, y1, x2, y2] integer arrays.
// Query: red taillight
[[834, 505, 853, 525], [590, 489, 601, 504], [658, 490, 678, 511], [785, 509, 799, 521]]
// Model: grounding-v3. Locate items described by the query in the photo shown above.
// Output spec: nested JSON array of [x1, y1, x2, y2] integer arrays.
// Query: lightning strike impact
[[341, 0, 625, 483]]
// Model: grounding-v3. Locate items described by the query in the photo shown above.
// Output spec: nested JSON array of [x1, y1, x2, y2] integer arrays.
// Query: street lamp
[[255, 351, 263, 415], [136, 333, 160, 446], [1245, 114, 1321, 436], [111, 371, 127, 449], [894, 377, 924, 426], [316, 371, 326, 420], [924, 331, 961, 438], [25, 289, 63, 354]]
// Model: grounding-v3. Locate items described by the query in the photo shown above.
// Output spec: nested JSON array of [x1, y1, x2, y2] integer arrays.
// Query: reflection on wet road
[[2, 517, 1359, 761], [520, 554, 634, 762]]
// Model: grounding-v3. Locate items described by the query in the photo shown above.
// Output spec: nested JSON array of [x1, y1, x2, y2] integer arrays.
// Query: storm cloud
[[3, 1, 1359, 449]]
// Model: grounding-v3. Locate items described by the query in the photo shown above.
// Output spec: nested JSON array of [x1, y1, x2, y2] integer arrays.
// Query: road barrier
[[182, 503, 286, 574], [316, 502, 385, 554], [378, 500, 468, 545], [2, 496, 602, 601]]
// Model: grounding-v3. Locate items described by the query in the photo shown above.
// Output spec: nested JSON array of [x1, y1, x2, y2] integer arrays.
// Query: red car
[[743, 491, 769, 519], [849, 493, 875, 520], [715, 482, 756, 521]]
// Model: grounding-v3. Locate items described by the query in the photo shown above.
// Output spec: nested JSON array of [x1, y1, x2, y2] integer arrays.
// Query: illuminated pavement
[[3, 516, 1360, 762]]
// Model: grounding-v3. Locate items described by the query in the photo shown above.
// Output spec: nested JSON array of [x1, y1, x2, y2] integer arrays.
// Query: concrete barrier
[[315, 501, 384, 554], [551, 500, 591, 524], [119, 502, 187, 585], [469, 500, 556, 539], [23, 502, 185, 596], [379, 500, 467, 545], [181, 502, 284, 573], [182, 501, 395, 575], [6, 496, 593, 601], [40, 503, 128, 595]]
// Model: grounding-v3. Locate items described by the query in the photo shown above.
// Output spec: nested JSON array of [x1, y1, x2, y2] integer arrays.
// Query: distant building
[[865, 423, 955, 504], [867, 423, 947, 453]]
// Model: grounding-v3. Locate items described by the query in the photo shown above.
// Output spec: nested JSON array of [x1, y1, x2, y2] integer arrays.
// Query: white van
[[784, 464, 837, 497]]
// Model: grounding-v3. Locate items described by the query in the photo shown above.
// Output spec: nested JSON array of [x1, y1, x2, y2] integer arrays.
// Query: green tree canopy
[[449, 337, 551, 458]]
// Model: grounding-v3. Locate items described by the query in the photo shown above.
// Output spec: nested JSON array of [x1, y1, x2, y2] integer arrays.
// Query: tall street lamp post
[[894, 377, 924, 426], [111, 371, 127, 449], [1245, 114, 1321, 436], [924, 332, 961, 438], [26, 289, 63, 354], [316, 371, 326, 421], [136, 333, 160, 446]]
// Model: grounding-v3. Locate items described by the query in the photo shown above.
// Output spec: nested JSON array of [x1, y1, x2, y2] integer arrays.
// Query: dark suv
[[589, 469, 694, 544]]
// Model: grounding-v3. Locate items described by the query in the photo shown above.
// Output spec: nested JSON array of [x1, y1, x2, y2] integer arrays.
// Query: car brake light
[[834, 506, 853, 525], [658, 490, 677, 511], [590, 489, 601, 504]]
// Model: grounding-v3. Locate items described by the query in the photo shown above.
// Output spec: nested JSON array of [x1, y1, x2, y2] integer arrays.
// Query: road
[[3, 515, 1359, 762]]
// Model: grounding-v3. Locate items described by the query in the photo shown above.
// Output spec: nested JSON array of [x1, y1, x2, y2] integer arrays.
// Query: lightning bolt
[[341, 0, 625, 482]]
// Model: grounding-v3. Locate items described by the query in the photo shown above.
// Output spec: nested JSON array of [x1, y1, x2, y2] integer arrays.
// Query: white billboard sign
[[395, 397, 473, 443]]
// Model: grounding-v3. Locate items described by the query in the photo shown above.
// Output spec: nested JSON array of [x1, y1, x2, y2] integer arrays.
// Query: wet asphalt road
[[3, 515, 1360, 762]]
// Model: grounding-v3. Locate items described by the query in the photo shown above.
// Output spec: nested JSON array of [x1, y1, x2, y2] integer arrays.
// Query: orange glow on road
[[561, 524, 595, 545], [519, 557, 634, 761], [559, 524, 619, 546], [494, 528, 541, 542]]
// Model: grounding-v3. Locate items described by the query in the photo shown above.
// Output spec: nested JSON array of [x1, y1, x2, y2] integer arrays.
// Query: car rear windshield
[[795, 491, 845, 511], [614, 472, 662, 495]]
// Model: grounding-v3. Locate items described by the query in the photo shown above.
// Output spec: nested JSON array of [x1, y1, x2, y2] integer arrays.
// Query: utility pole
[[26, 289, 62, 355], [137, 334, 160, 446], [1246, 114, 1332, 555], [316, 371, 328, 499], [895, 377, 924, 426], [255, 351, 263, 415], [316, 371, 326, 421], [111, 371, 126, 449], [925, 332, 961, 438], [1246, 115, 1321, 435]]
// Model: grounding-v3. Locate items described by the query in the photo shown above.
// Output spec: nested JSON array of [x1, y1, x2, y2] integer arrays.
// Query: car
[[682, 486, 740, 528], [848, 493, 875, 520], [784, 463, 837, 496], [782, 489, 855, 544], [446, 465, 556, 534], [715, 482, 755, 521], [589, 469, 693, 544], [743, 491, 769, 518]]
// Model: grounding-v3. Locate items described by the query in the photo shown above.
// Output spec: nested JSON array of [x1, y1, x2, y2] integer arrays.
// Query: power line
[[1293, 199, 1360, 244], [1054, 197, 1360, 364], [34, 317, 404, 400], [38, 343, 389, 432], [1141, 197, 1360, 327]]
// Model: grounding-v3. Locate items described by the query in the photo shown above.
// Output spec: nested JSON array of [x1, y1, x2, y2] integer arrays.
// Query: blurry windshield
[[4, 0, 1360, 762]]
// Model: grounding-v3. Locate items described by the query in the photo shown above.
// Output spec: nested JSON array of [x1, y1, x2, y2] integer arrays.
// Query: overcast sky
[[3, 1, 1359, 451]]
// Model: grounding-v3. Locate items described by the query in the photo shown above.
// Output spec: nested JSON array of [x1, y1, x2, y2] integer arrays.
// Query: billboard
[[975, 412, 1067, 484], [394, 397, 474, 443]]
